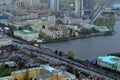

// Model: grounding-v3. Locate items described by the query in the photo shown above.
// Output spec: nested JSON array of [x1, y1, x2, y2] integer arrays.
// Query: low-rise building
[[11, 67, 43, 80], [4, 61, 16, 67], [97, 56, 120, 71], [0, 33, 12, 47], [14, 29, 39, 41], [41, 29, 64, 39], [11, 65, 76, 80]]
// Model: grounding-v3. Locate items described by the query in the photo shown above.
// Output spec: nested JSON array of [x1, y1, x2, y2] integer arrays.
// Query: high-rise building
[[28, 0, 40, 6], [83, 0, 93, 11], [83, 0, 94, 19], [15, 0, 26, 9], [50, 0, 60, 12], [75, 0, 84, 18]]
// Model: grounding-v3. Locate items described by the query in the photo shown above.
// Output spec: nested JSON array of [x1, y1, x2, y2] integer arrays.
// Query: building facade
[[83, 0, 94, 19], [50, 0, 60, 12], [75, 0, 84, 18], [11, 67, 43, 80]]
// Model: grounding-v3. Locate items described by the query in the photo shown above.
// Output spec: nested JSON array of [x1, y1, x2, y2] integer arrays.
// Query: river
[[42, 21, 120, 60]]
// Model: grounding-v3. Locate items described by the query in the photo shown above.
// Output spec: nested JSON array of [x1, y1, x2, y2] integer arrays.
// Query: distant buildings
[[27, 0, 41, 6], [83, 0, 94, 19], [75, 0, 94, 18], [75, 0, 84, 18], [14, 0, 26, 9], [50, 0, 60, 12]]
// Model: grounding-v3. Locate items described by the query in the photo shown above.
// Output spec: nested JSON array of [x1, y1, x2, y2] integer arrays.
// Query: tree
[[67, 51, 74, 59], [54, 50, 58, 55], [58, 51, 64, 56], [29, 39, 37, 45], [18, 61, 25, 69]]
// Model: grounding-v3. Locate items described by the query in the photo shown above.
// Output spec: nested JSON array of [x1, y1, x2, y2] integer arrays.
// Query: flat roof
[[98, 56, 120, 64], [41, 65, 59, 73], [95, 26, 108, 29], [58, 71, 76, 79], [0, 33, 12, 42], [95, 26, 109, 32], [33, 70, 53, 79], [15, 29, 37, 34], [0, 19, 9, 25], [111, 4, 120, 9]]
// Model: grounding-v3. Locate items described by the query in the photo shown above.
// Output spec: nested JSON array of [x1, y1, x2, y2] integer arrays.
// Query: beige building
[[11, 65, 76, 80]]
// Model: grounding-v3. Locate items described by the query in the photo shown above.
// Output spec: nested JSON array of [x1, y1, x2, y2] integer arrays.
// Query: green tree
[[29, 39, 37, 45], [67, 51, 74, 59], [18, 61, 25, 69]]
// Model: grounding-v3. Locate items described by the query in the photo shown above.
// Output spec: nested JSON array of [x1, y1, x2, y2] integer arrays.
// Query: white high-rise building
[[50, 0, 60, 12], [75, 0, 84, 18]]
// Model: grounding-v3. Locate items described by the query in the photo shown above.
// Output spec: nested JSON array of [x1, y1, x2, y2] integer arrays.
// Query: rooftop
[[33, 70, 53, 79], [0, 33, 11, 41], [11, 65, 76, 79], [95, 26, 109, 32], [0, 33, 12, 46], [98, 56, 120, 64], [58, 71, 76, 79], [111, 3, 120, 9], [15, 29, 37, 34], [0, 19, 9, 25], [11, 67, 42, 74]]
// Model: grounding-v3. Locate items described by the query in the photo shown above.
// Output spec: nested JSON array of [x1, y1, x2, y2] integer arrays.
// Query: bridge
[[13, 41, 119, 80], [90, 5, 106, 23]]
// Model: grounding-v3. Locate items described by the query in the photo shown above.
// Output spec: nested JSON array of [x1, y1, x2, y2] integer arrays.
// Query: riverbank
[[41, 31, 116, 44]]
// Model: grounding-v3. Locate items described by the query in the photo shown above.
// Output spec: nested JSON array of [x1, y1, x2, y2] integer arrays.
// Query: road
[[12, 40, 120, 80]]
